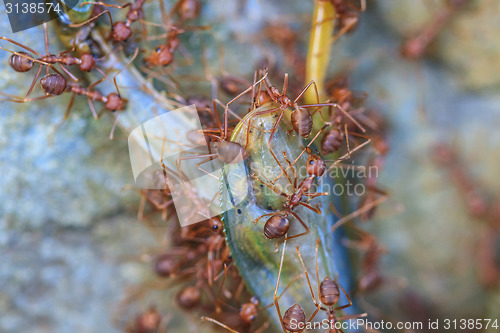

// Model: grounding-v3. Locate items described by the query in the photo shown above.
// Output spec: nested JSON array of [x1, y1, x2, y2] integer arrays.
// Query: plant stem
[[305, 0, 336, 105]]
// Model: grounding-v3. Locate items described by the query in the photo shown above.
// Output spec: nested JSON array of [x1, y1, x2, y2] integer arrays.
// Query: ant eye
[[156, 47, 161, 53], [212, 225, 218, 230]]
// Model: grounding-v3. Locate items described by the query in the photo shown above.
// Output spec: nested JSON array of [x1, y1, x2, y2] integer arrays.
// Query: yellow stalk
[[305, 0, 336, 104]]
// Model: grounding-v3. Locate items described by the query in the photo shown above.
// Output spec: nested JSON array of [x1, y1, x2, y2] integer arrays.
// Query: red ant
[[329, 0, 366, 42], [295, 239, 367, 332], [126, 306, 166, 333], [70, 0, 149, 41], [176, 74, 269, 177], [143, 25, 184, 67], [201, 297, 270, 333], [271, 241, 323, 333], [401, 0, 470, 59], [1, 23, 98, 100], [252, 150, 328, 243]]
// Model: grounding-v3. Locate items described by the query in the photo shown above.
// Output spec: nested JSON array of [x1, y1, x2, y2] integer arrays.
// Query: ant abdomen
[[320, 277, 340, 306], [291, 107, 313, 138], [264, 215, 290, 239], [321, 129, 343, 154], [283, 304, 306, 332], [215, 141, 248, 164], [40, 73, 67, 96], [9, 52, 34, 72]]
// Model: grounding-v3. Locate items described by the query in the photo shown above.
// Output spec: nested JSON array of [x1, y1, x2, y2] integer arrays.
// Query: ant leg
[[26, 64, 43, 100], [334, 283, 353, 311], [274, 240, 288, 333], [61, 92, 76, 122], [304, 192, 329, 199], [331, 193, 387, 232], [280, 212, 309, 242], [43, 23, 50, 75], [195, 156, 220, 180], [337, 313, 367, 321], [272, 125, 329, 183], [213, 99, 242, 121], [295, 245, 319, 306], [326, 139, 371, 170], [250, 173, 288, 198], [112, 47, 139, 96], [211, 100, 224, 140], [343, 123, 352, 157], [282, 73, 288, 96], [298, 201, 323, 214], [253, 212, 281, 224], [0, 37, 39, 55], [87, 98, 99, 119], [330, 18, 358, 44], [266, 110, 295, 185], [83, 1, 131, 9], [58, 64, 79, 82], [109, 113, 120, 140], [58, 39, 77, 56], [315, 239, 321, 305], [301, 102, 366, 133], [69, 9, 116, 40], [200, 317, 240, 333], [244, 105, 280, 148], [282, 151, 297, 188], [293, 80, 320, 105], [0, 91, 52, 103]]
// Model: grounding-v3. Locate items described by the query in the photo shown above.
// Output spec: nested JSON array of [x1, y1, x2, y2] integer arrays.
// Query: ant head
[[105, 92, 126, 111], [79, 53, 95, 72], [239, 298, 259, 324], [269, 86, 281, 98], [112, 21, 132, 41], [306, 152, 326, 177], [9, 52, 34, 72], [144, 45, 174, 67], [208, 217, 222, 232]]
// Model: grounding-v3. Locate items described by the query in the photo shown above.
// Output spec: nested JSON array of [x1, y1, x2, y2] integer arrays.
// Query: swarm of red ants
[[2, 0, 489, 332]]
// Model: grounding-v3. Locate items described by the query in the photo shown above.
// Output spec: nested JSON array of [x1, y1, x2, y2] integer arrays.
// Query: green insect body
[[221, 103, 353, 331]]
